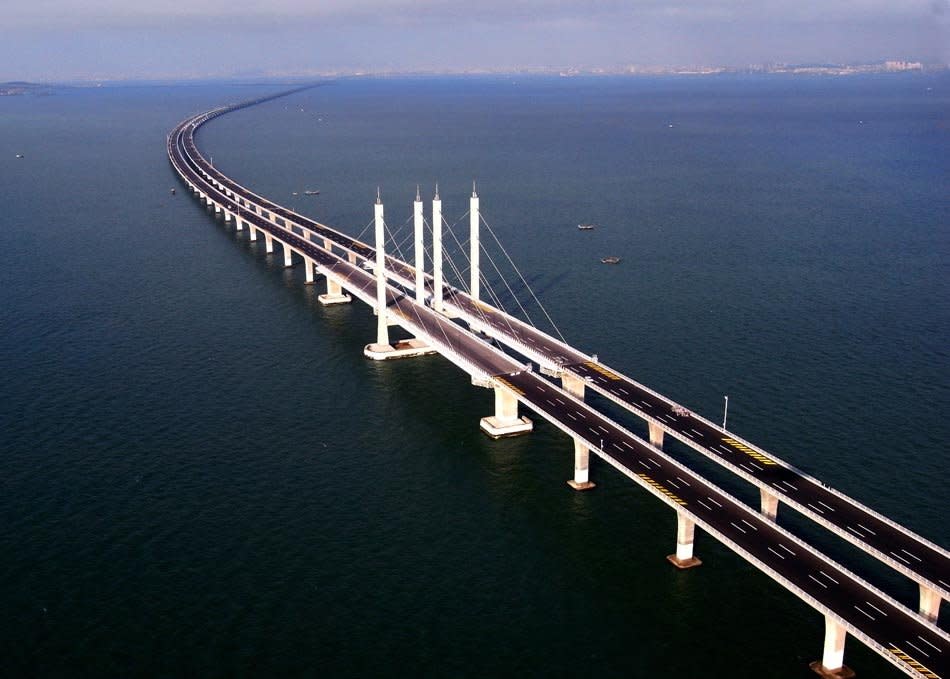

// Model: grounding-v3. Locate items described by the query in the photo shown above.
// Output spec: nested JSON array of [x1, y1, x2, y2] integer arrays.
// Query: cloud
[[2, 0, 940, 30], [0, 0, 944, 80]]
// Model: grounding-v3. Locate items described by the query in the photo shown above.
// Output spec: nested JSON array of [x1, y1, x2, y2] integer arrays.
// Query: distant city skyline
[[2, 0, 948, 81]]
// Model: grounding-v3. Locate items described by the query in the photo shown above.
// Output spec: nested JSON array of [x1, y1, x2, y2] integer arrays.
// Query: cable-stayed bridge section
[[181, 101, 948, 627], [168, 90, 948, 679], [179, 96, 949, 624]]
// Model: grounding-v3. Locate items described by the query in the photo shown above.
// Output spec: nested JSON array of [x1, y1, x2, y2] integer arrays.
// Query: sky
[[2, 0, 948, 81]]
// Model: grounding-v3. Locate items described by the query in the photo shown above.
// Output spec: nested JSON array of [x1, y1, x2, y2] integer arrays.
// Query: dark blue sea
[[1, 75, 947, 678]]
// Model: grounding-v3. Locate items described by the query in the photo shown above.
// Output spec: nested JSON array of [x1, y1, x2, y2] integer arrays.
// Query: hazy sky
[[3, 0, 948, 81]]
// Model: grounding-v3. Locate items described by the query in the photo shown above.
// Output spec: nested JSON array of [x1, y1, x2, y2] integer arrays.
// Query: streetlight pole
[[722, 395, 729, 430]]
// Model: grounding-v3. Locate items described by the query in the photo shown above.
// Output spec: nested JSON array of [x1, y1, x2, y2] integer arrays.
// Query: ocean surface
[[1, 75, 947, 678]]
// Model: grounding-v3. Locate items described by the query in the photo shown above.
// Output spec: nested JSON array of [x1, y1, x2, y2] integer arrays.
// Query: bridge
[[168, 88, 948, 679]]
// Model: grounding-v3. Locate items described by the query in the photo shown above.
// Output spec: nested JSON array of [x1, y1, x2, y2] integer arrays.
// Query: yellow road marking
[[637, 473, 688, 506], [494, 377, 525, 396], [584, 361, 621, 381], [888, 646, 940, 678], [722, 437, 777, 466]]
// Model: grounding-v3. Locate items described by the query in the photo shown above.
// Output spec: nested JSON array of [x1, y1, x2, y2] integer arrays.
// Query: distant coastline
[[0, 81, 55, 96], [3, 59, 944, 87]]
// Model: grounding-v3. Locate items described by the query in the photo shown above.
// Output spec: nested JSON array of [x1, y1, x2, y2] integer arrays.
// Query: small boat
[[15, 154, 24, 159], [577, 224, 595, 231], [170, 188, 176, 195], [601, 256, 621, 265], [304, 190, 320, 196]]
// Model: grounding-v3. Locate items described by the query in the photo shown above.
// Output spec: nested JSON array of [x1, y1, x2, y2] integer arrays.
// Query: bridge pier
[[249, 225, 257, 242], [318, 276, 352, 306], [648, 421, 665, 449], [364, 190, 434, 361], [214, 203, 222, 215], [480, 384, 532, 438], [567, 439, 595, 491], [560, 373, 586, 400], [919, 584, 943, 622], [760, 488, 779, 520], [809, 615, 854, 678], [283, 242, 293, 268], [224, 210, 232, 223], [667, 511, 702, 569], [304, 257, 315, 285], [264, 233, 274, 254]]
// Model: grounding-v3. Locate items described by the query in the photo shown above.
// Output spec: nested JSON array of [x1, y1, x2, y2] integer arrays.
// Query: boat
[[601, 256, 621, 264], [577, 224, 595, 230], [170, 188, 176, 195], [304, 190, 320, 196], [15, 154, 23, 159]]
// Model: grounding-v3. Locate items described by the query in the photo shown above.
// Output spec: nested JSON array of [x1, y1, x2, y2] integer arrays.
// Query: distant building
[[884, 61, 923, 71]]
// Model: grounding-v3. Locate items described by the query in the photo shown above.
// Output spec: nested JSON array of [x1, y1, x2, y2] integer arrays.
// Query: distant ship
[[601, 256, 621, 265], [577, 223, 595, 230], [15, 153, 24, 158], [304, 190, 320, 196], [170, 187, 176, 195]]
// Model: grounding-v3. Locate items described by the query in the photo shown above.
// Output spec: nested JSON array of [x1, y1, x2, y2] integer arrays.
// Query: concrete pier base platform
[[318, 293, 352, 306], [809, 661, 855, 678], [479, 416, 533, 439], [666, 555, 702, 569], [567, 480, 596, 491], [363, 338, 436, 361]]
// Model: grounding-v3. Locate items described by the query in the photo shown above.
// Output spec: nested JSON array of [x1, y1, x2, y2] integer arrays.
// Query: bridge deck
[[182, 115, 950, 604], [168, 98, 949, 678]]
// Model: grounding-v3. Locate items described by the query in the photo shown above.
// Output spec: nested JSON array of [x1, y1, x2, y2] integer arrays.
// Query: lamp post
[[723, 395, 729, 430]]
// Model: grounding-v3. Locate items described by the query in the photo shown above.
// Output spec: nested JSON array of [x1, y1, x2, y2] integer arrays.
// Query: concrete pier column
[[414, 187, 425, 303], [283, 242, 293, 268], [214, 203, 222, 214], [567, 439, 595, 491], [348, 252, 357, 265], [480, 384, 533, 438], [323, 238, 332, 251], [560, 373, 586, 400], [224, 210, 232, 223], [667, 511, 702, 569], [760, 488, 780, 520], [809, 615, 854, 678], [433, 187, 444, 313], [920, 584, 942, 622], [249, 225, 257, 242], [318, 276, 352, 306], [304, 257, 315, 285], [265, 233, 274, 254], [648, 421, 665, 449], [470, 183, 480, 302], [361, 191, 434, 360], [235, 215, 244, 231]]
